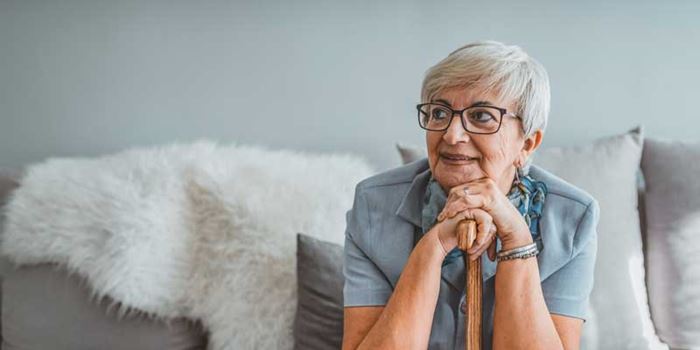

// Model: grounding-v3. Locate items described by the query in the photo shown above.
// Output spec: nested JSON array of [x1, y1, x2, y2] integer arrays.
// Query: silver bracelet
[[496, 242, 539, 262], [496, 242, 537, 257], [497, 248, 539, 262]]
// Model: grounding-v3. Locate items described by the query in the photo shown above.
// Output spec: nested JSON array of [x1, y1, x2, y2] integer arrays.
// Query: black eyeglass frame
[[416, 102, 521, 134]]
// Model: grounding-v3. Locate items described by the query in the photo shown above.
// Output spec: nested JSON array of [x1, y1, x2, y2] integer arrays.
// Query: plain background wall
[[1, 0, 698, 172]]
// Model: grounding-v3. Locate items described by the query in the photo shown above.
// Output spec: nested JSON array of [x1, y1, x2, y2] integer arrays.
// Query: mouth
[[440, 152, 480, 160], [439, 152, 480, 164]]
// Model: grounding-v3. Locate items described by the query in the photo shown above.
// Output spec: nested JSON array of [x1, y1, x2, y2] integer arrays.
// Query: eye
[[431, 106, 450, 120], [467, 108, 497, 123]]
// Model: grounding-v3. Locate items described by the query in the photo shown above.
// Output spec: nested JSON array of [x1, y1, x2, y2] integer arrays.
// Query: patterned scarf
[[420, 168, 548, 267]]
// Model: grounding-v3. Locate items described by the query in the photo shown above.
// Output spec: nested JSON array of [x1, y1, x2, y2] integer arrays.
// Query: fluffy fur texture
[[0, 140, 375, 350]]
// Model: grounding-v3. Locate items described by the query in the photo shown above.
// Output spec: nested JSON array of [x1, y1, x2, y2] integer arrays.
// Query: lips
[[441, 152, 479, 161]]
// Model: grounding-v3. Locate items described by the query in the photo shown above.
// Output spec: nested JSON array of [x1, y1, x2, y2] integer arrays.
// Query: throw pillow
[[532, 125, 666, 349], [641, 138, 700, 349], [294, 233, 344, 350]]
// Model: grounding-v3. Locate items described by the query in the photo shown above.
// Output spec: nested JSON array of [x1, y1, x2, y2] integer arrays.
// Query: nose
[[442, 114, 471, 145]]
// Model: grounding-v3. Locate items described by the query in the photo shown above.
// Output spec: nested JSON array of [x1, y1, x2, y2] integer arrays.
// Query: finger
[[469, 241, 490, 261], [468, 226, 495, 256], [438, 202, 458, 222], [462, 185, 485, 197], [467, 222, 496, 260], [441, 201, 467, 221], [443, 183, 488, 219], [468, 233, 493, 261], [487, 237, 497, 261], [472, 208, 494, 232], [449, 182, 486, 197], [438, 198, 464, 221], [459, 193, 489, 213], [467, 223, 490, 254], [458, 182, 501, 213]]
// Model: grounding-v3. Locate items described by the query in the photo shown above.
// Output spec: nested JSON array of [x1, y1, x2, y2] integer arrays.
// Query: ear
[[517, 129, 543, 166]]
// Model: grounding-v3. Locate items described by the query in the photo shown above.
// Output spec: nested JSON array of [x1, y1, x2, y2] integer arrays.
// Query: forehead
[[431, 86, 515, 110]]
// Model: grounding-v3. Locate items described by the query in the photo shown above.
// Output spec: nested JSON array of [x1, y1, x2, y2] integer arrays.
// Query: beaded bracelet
[[497, 248, 539, 262], [496, 242, 539, 262], [497, 242, 537, 257]]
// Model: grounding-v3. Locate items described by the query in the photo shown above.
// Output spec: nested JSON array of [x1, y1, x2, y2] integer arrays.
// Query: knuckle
[[483, 196, 495, 210], [485, 178, 496, 189]]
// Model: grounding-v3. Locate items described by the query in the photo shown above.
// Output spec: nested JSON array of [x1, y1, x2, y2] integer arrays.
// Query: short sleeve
[[541, 199, 600, 322], [342, 185, 393, 307]]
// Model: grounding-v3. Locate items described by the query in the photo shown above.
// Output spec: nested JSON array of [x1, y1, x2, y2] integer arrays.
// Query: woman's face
[[426, 86, 542, 195]]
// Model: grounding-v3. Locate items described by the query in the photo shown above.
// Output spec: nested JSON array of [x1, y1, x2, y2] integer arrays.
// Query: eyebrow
[[433, 99, 496, 108]]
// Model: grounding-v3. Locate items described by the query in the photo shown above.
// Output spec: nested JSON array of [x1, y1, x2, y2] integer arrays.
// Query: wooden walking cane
[[457, 219, 482, 350]]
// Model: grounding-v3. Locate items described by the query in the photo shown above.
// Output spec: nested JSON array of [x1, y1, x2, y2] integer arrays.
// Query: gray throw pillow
[[532, 126, 667, 349], [641, 138, 700, 349], [396, 142, 426, 165], [294, 233, 344, 350]]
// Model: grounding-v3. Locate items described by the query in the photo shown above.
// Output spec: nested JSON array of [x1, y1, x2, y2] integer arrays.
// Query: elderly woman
[[342, 40, 599, 350]]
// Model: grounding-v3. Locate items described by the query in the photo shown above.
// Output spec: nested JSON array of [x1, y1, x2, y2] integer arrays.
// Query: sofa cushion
[[293, 233, 344, 350], [0, 167, 24, 335], [641, 138, 700, 349], [396, 126, 667, 349], [1, 263, 208, 350]]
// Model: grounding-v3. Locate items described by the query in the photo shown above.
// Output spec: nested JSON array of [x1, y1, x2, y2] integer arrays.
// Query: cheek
[[479, 137, 513, 167], [482, 136, 512, 164], [426, 133, 440, 159]]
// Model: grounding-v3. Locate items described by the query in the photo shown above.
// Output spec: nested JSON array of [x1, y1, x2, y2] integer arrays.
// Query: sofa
[[1, 126, 698, 349]]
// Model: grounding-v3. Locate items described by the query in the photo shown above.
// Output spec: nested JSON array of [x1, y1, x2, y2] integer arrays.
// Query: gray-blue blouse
[[343, 157, 599, 350]]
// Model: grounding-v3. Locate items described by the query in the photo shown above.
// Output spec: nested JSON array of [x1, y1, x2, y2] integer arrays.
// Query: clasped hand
[[433, 176, 530, 261]]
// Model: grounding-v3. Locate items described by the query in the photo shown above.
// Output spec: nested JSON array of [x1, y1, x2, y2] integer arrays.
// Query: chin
[[433, 164, 484, 190]]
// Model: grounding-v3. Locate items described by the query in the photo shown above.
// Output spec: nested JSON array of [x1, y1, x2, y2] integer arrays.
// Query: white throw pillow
[[533, 126, 666, 350]]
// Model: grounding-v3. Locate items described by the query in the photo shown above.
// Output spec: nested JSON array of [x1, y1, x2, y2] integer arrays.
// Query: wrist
[[499, 231, 533, 251], [422, 229, 449, 262]]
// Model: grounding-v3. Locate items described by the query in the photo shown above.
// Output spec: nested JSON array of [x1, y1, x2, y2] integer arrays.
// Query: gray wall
[[1, 0, 698, 172]]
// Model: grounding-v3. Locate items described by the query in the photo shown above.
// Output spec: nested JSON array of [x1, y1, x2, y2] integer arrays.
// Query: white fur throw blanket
[[0, 140, 375, 350]]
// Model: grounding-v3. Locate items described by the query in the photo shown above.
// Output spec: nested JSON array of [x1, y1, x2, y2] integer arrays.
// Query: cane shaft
[[457, 219, 482, 350]]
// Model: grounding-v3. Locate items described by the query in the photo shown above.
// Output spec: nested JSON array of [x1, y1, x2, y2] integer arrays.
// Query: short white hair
[[420, 40, 551, 174]]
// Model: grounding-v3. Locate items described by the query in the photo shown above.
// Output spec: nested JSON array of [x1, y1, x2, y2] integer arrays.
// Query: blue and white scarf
[[420, 169, 548, 267]]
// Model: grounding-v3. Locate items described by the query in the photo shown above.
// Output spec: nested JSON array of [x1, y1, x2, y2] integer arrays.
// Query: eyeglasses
[[416, 102, 520, 134]]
